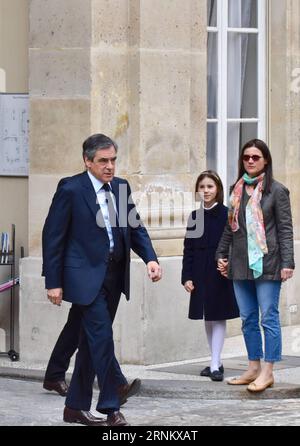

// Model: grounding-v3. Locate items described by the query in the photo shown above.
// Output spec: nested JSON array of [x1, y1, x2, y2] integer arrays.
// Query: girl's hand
[[184, 280, 195, 293], [217, 259, 228, 277]]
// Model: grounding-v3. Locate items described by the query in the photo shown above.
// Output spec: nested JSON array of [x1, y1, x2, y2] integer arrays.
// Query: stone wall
[[20, 0, 208, 365], [19, 0, 300, 365], [269, 0, 300, 327]]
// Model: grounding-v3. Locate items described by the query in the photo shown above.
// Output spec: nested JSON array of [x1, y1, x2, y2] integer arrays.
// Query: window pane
[[228, 0, 257, 28], [207, 32, 218, 119], [207, 122, 218, 171], [227, 33, 257, 119], [227, 122, 258, 189], [207, 0, 217, 27], [240, 122, 258, 148]]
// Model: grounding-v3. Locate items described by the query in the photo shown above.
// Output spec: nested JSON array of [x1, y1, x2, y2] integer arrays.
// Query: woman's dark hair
[[195, 170, 224, 204], [232, 138, 273, 194]]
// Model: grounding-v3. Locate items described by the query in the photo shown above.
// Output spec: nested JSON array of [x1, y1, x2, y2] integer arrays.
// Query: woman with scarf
[[216, 139, 294, 392]]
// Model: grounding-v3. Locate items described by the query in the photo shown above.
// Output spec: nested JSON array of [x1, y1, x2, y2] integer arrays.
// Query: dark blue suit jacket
[[42, 172, 158, 305]]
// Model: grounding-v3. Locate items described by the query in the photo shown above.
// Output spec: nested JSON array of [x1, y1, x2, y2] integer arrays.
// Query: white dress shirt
[[87, 170, 117, 252]]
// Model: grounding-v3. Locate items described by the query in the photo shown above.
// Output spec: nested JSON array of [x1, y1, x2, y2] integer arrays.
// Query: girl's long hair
[[195, 170, 224, 204]]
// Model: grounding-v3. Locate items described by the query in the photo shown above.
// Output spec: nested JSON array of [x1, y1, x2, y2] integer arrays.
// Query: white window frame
[[207, 0, 267, 194]]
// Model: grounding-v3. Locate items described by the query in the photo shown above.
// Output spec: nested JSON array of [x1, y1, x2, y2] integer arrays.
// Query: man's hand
[[47, 288, 63, 306], [184, 280, 195, 293], [147, 261, 162, 282], [281, 268, 294, 282], [217, 258, 228, 278]]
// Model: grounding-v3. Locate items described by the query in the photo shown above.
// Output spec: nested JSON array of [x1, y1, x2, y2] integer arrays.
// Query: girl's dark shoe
[[200, 364, 224, 377], [210, 370, 224, 381], [200, 366, 211, 377]]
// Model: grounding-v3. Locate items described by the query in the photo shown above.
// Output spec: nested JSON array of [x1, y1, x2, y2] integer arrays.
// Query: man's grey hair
[[82, 133, 118, 161]]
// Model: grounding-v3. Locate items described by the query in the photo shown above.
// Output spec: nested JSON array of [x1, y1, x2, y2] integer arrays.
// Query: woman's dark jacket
[[216, 180, 295, 280], [181, 203, 239, 321]]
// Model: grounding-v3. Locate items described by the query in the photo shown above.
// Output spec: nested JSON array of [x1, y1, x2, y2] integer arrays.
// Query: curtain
[[207, 0, 257, 188], [227, 0, 254, 189]]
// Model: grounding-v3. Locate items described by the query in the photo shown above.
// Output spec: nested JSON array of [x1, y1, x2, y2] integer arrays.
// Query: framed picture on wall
[[0, 93, 29, 177]]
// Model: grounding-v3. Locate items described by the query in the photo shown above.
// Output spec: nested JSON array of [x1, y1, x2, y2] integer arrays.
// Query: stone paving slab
[[139, 379, 300, 400], [1, 367, 300, 401], [153, 355, 300, 376], [1, 377, 300, 426], [1, 354, 300, 402], [0, 366, 44, 381]]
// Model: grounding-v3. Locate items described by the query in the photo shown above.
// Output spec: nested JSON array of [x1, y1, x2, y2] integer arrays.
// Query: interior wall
[[0, 0, 29, 353]]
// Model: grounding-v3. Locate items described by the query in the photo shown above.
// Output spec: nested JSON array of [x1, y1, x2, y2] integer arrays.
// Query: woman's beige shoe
[[247, 378, 274, 392], [227, 376, 258, 385]]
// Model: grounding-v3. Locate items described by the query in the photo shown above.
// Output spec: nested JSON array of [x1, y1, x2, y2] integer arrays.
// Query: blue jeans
[[233, 280, 282, 363]]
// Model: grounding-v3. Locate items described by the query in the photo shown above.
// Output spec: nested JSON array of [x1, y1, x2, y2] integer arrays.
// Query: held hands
[[184, 280, 194, 293], [47, 288, 63, 306], [217, 262, 294, 281], [281, 268, 294, 282], [147, 261, 162, 282], [217, 258, 228, 278]]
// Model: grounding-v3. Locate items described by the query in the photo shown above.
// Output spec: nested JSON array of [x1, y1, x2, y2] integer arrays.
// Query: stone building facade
[[0, 0, 300, 365]]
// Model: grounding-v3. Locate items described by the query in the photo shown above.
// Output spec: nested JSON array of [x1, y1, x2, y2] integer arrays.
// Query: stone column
[[269, 0, 300, 327], [91, 0, 208, 364], [20, 0, 208, 365], [90, 0, 206, 255]]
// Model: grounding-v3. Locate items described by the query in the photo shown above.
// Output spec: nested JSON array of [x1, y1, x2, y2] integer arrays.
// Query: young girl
[[181, 170, 239, 381]]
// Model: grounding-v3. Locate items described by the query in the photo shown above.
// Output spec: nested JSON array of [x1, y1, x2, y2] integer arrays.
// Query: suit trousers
[[44, 283, 126, 386], [65, 258, 126, 413]]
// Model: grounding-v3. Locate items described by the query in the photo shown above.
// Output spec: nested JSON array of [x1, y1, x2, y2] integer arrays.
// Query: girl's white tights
[[204, 320, 226, 372]]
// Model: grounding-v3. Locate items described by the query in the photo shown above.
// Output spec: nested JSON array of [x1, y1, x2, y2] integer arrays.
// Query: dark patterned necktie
[[102, 183, 124, 262]]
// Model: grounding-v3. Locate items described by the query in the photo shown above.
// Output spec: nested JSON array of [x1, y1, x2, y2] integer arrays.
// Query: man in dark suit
[[42, 133, 161, 426]]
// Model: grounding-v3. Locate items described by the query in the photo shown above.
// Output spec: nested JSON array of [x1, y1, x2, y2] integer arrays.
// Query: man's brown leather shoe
[[107, 411, 129, 426], [63, 407, 108, 426], [118, 378, 141, 405], [43, 380, 69, 397]]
